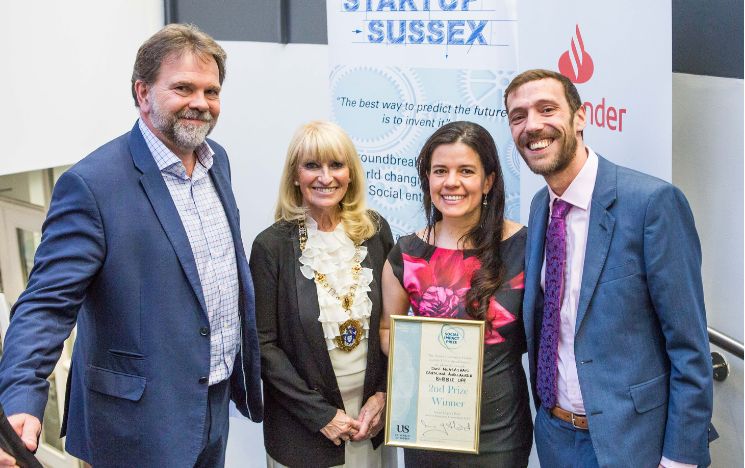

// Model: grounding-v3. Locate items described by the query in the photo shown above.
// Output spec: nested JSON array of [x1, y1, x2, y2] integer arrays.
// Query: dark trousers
[[534, 406, 599, 468], [194, 379, 231, 468], [404, 446, 530, 467]]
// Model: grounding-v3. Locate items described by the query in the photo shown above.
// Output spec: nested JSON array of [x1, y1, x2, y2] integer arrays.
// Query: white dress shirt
[[139, 120, 240, 385], [541, 148, 598, 415]]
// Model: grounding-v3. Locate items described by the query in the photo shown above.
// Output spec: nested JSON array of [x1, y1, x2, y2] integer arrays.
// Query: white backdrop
[[211, 42, 332, 244], [323, 0, 672, 226], [327, 0, 522, 237], [516, 1, 672, 219]]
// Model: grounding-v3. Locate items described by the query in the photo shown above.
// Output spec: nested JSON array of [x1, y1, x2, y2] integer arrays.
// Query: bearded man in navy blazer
[[0, 24, 262, 467], [505, 69, 714, 468]]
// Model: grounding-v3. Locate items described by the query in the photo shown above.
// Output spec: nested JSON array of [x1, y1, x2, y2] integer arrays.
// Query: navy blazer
[[523, 155, 713, 467], [0, 123, 263, 467]]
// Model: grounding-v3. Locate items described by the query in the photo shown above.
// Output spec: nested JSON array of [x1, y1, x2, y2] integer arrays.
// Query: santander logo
[[558, 24, 628, 133], [558, 25, 594, 84]]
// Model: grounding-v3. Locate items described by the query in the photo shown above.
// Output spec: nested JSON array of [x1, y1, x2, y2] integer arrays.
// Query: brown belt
[[550, 406, 589, 430]]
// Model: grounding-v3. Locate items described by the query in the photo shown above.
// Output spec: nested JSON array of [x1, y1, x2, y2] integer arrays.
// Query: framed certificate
[[384, 315, 484, 454]]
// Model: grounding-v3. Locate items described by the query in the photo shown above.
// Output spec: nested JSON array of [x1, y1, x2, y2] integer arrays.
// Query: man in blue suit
[[505, 69, 714, 467], [0, 24, 262, 467]]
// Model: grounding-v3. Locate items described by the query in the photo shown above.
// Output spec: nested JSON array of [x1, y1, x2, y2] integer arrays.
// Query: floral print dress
[[387, 228, 533, 465]]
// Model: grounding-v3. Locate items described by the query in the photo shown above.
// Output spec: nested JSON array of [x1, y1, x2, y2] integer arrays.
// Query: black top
[[387, 227, 532, 455], [249, 214, 393, 467]]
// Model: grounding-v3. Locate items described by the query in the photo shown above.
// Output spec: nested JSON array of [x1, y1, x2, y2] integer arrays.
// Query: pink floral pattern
[[419, 286, 461, 316], [403, 249, 522, 344]]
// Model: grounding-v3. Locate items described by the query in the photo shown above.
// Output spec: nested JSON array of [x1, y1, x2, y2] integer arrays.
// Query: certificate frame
[[384, 315, 484, 454]]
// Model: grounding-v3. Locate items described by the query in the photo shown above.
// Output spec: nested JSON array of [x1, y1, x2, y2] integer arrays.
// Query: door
[[0, 197, 81, 468]]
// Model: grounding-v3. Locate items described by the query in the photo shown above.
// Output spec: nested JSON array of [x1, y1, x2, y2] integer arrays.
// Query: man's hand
[[0, 447, 18, 468], [351, 392, 385, 441], [0, 413, 40, 467], [320, 409, 361, 446], [8, 414, 41, 452]]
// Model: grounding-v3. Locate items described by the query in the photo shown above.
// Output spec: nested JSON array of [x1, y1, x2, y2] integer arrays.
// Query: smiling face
[[296, 158, 351, 220], [428, 142, 495, 226], [136, 52, 221, 158], [506, 78, 586, 177]]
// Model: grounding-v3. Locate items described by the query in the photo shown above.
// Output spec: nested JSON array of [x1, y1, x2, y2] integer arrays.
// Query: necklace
[[299, 219, 364, 352]]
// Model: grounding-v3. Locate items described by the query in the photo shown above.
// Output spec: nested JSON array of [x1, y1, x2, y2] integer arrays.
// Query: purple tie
[[537, 198, 572, 409]]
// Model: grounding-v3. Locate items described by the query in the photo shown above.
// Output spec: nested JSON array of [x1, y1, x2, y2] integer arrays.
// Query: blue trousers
[[194, 379, 231, 468], [534, 406, 599, 468]]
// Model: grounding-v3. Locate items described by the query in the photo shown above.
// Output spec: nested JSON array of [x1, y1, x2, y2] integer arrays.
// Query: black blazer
[[249, 214, 394, 467]]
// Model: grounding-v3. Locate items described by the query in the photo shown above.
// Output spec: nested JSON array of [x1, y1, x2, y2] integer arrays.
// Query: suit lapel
[[209, 155, 246, 286], [524, 189, 549, 345], [292, 227, 337, 382], [129, 123, 208, 316], [575, 156, 617, 333], [210, 154, 253, 331], [361, 241, 379, 325]]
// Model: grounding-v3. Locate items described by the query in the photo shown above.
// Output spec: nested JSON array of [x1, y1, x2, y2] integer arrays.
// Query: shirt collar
[[138, 119, 215, 179], [548, 147, 599, 212]]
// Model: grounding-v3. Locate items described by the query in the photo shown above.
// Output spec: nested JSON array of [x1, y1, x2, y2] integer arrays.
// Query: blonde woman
[[250, 121, 394, 467]]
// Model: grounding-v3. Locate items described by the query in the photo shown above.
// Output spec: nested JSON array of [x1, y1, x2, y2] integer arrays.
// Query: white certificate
[[385, 315, 484, 454]]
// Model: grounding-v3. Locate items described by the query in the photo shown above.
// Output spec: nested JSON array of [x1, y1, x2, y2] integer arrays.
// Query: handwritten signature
[[420, 419, 471, 437]]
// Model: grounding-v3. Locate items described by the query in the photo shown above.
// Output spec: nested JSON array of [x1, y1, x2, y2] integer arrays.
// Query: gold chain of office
[[298, 219, 364, 352]]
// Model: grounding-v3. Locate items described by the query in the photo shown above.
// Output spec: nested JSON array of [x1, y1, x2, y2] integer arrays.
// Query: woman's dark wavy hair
[[416, 121, 506, 326]]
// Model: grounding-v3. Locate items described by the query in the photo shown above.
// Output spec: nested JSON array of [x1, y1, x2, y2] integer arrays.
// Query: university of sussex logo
[[558, 24, 594, 84]]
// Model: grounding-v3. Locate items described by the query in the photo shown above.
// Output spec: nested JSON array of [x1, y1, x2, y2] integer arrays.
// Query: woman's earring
[[294, 181, 300, 186], [482, 194, 488, 206]]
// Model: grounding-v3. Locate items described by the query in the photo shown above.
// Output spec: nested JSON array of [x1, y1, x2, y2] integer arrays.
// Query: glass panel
[[0, 165, 70, 207], [41, 374, 64, 452], [16, 228, 41, 283], [0, 171, 46, 207]]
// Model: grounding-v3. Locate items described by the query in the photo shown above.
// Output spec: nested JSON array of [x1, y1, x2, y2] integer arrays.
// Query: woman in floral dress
[[380, 121, 532, 467]]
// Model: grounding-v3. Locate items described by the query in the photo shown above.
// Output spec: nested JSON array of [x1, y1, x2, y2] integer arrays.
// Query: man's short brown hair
[[130, 23, 226, 107], [504, 69, 583, 113]]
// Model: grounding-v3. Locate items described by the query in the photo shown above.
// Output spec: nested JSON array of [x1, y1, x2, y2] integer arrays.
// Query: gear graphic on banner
[[330, 65, 425, 154]]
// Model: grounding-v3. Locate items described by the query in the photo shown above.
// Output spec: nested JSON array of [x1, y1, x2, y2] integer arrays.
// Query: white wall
[[672, 73, 744, 342], [671, 72, 743, 468], [210, 41, 331, 244], [0, 0, 163, 176]]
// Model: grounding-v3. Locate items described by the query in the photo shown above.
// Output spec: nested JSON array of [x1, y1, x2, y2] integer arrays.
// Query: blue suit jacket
[[524, 155, 713, 467], [0, 123, 263, 467]]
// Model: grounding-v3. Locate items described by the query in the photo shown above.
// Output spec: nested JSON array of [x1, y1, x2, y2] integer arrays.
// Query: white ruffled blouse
[[298, 218, 374, 354]]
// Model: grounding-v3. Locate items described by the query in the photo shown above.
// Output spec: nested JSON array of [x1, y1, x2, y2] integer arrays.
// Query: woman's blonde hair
[[275, 121, 378, 244]]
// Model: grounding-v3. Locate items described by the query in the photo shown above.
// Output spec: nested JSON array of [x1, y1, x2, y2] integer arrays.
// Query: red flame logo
[[558, 25, 594, 84]]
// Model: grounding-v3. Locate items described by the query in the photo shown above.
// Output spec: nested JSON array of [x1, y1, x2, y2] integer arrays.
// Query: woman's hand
[[320, 409, 361, 446], [351, 392, 386, 441]]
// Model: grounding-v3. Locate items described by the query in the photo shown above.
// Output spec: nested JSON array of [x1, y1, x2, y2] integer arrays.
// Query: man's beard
[[518, 118, 577, 177], [150, 100, 215, 151]]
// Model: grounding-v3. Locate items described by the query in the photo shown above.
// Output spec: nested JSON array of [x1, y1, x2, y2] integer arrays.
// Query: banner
[[327, 1, 671, 232], [516, 2, 672, 218], [327, 0, 520, 237]]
